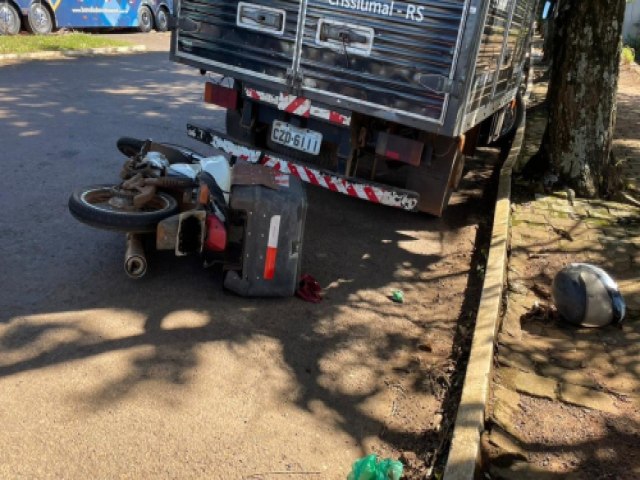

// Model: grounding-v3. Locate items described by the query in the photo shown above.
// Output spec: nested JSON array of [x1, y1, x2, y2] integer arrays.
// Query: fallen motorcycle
[[68, 138, 307, 297]]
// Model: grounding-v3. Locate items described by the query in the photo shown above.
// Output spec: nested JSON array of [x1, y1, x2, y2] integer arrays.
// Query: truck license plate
[[271, 121, 322, 155]]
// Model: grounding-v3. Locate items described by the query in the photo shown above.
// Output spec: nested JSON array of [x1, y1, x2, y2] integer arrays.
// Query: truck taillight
[[375, 132, 424, 166], [204, 82, 238, 110]]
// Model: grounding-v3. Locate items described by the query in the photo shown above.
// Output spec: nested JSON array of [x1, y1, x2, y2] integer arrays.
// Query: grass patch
[[0, 33, 132, 55], [621, 46, 636, 65]]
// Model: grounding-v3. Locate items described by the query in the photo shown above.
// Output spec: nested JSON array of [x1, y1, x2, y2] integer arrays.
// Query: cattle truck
[[170, 0, 537, 216]]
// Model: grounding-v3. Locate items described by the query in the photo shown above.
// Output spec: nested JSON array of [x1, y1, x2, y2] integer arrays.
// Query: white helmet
[[552, 263, 626, 328]]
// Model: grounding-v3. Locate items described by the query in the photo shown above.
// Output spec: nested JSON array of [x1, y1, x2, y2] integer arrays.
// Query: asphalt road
[[0, 41, 496, 478]]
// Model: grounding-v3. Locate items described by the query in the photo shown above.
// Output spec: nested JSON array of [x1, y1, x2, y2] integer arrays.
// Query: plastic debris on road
[[296, 273, 322, 303], [347, 454, 403, 480], [391, 290, 404, 303]]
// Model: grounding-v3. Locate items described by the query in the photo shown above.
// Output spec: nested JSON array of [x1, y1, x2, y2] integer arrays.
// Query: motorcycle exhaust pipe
[[124, 233, 147, 279]]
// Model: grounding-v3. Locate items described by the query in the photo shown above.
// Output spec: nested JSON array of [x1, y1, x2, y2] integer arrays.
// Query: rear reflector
[[375, 132, 424, 166], [263, 215, 281, 280], [204, 82, 238, 110]]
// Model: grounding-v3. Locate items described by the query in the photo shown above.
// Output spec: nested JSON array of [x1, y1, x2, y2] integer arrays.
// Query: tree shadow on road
[[0, 53, 500, 476]]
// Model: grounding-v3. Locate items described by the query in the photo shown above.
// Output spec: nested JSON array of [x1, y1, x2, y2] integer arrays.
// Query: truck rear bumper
[[187, 123, 420, 212]]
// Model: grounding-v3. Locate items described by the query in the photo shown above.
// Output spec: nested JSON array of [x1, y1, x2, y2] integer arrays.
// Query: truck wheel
[[0, 3, 21, 35], [26, 2, 53, 35], [493, 92, 525, 148], [155, 7, 168, 32], [406, 136, 465, 217], [137, 5, 153, 33]]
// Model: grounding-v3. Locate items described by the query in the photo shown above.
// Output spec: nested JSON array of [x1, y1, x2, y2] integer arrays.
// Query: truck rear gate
[[173, 0, 469, 130], [171, 0, 537, 215]]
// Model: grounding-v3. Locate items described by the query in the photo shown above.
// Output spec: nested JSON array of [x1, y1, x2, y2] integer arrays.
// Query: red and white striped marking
[[263, 215, 281, 280], [263, 155, 380, 203], [274, 174, 290, 188], [187, 125, 419, 211], [278, 94, 311, 117], [244, 87, 351, 126]]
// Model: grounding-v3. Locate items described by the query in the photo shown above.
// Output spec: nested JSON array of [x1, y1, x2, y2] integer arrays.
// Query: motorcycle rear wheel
[[69, 185, 178, 233]]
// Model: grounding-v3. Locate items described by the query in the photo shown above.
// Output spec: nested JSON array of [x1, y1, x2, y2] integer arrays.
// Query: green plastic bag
[[347, 454, 403, 480]]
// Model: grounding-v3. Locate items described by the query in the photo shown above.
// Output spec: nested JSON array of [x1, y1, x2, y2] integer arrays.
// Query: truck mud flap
[[187, 123, 420, 212]]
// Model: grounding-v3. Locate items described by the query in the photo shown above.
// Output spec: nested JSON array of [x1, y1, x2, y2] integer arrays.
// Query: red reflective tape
[[285, 97, 307, 113], [346, 183, 357, 197], [306, 169, 319, 185], [288, 163, 300, 178], [364, 186, 378, 202], [385, 150, 400, 160], [264, 247, 277, 280], [247, 88, 260, 100], [326, 177, 338, 192], [263, 156, 281, 171], [263, 215, 281, 280], [329, 111, 346, 124]]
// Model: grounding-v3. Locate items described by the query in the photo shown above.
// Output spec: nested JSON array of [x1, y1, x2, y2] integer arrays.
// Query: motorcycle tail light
[[204, 214, 227, 252], [198, 184, 210, 205]]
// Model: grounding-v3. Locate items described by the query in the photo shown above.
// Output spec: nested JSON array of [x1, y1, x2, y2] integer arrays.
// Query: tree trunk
[[540, 0, 626, 197]]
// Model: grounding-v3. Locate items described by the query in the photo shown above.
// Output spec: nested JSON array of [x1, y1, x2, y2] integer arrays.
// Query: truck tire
[[155, 7, 168, 32], [493, 92, 525, 149], [26, 2, 53, 34], [137, 5, 153, 33], [0, 3, 21, 35], [406, 136, 465, 217], [69, 185, 178, 232]]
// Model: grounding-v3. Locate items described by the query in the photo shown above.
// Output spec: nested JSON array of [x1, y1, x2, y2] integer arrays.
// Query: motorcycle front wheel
[[69, 185, 179, 233]]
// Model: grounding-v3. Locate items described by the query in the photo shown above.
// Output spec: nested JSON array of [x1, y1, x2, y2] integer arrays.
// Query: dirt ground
[[483, 67, 640, 479], [0, 168, 496, 479], [0, 49, 498, 478]]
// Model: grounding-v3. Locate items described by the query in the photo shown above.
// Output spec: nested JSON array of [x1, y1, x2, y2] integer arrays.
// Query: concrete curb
[[443, 109, 526, 480], [0, 45, 146, 62]]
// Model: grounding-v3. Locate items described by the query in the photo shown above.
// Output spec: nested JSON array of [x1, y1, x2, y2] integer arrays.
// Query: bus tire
[[155, 7, 168, 32], [26, 2, 54, 35], [137, 5, 153, 33], [0, 3, 21, 35]]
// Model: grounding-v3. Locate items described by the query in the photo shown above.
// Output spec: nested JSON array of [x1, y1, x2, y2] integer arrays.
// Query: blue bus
[[0, 0, 173, 35]]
